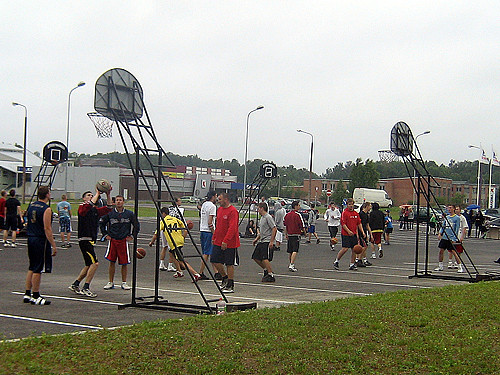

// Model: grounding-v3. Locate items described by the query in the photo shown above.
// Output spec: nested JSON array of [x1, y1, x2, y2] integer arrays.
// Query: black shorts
[[341, 234, 358, 249], [252, 242, 274, 261], [169, 245, 183, 261], [0, 216, 4, 229], [28, 237, 52, 273], [438, 239, 455, 251], [79, 240, 98, 266], [5, 215, 18, 231], [328, 226, 339, 238], [211, 245, 239, 266], [287, 235, 300, 254], [385, 228, 393, 234]]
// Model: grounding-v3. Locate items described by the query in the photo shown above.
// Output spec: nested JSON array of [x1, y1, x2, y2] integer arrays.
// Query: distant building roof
[[0, 143, 42, 173]]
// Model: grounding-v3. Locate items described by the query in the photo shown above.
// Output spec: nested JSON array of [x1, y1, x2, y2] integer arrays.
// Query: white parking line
[[12, 291, 121, 306], [0, 313, 102, 330], [314, 268, 411, 278], [225, 281, 370, 296]]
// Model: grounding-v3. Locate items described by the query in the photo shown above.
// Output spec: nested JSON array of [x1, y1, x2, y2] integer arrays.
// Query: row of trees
[[74, 151, 497, 204]]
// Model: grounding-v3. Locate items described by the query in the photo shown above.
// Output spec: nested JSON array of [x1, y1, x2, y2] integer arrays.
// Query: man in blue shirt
[[435, 205, 463, 273], [57, 194, 72, 248]]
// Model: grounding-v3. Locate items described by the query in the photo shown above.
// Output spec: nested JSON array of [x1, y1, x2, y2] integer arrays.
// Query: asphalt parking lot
[[1, 218, 499, 341]]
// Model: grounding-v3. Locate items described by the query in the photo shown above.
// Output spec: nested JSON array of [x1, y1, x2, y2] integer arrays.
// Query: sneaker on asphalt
[[198, 273, 209, 280], [363, 260, 372, 266], [10, 243, 17, 248], [356, 259, 366, 268], [221, 277, 228, 289], [214, 272, 223, 280], [159, 264, 168, 271], [262, 274, 276, 282], [288, 265, 298, 272], [222, 285, 234, 293], [371, 253, 377, 259], [167, 263, 177, 272], [173, 271, 184, 279], [263, 269, 269, 277], [305, 240, 311, 243], [66, 243, 72, 248], [316, 239, 320, 244], [378, 249, 383, 258], [103, 282, 115, 290], [23, 295, 32, 303], [447, 262, 453, 269], [192, 274, 201, 282], [121, 282, 131, 290], [68, 284, 82, 294], [4, 242, 11, 248], [274, 246, 280, 251], [453, 263, 459, 269], [348, 264, 358, 271], [333, 261, 339, 270], [31, 296, 51, 305], [434, 266, 443, 271], [81, 288, 97, 297], [60, 243, 68, 249], [457, 268, 465, 273]]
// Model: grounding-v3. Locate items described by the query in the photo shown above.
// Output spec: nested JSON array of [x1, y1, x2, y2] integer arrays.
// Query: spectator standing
[[384, 210, 393, 245], [197, 191, 218, 280], [273, 202, 286, 251], [283, 201, 305, 272], [24, 186, 57, 305], [324, 203, 341, 250], [306, 203, 320, 244], [435, 205, 463, 273], [57, 194, 72, 248], [252, 202, 277, 282], [211, 192, 240, 293], [101, 195, 140, 290], [3, 189, 22, 247], [369, 203, 385, 259]]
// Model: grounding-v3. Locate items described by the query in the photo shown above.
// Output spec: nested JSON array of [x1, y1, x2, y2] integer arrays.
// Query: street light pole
[[64, 81, 85, 194], [12, 102, 28, 204], [243, 105, 264, 203], [278, 174, 287, 198], [469, 144, 482, 206], [297, 129, 314, 205], [412, 130, 430, 205]]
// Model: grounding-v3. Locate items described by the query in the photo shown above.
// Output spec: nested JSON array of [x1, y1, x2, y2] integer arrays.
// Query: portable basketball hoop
[[378, 150, 398, 162], [88, 112, 114, 138]]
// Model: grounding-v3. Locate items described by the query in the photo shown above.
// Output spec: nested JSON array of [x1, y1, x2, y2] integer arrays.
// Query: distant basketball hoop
[[42, 141, 68, 166], [88, 112, 114, 138], [378, 150, 398, 162]]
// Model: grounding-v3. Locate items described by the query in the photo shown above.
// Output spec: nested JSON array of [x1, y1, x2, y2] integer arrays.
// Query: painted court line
[[0, 313, 102, 330], [12, 291, 121, 306], [314, 268, 412, 279], [136, 286, 306, 304], [231, 281, 370, 296], [278, 273, 428, 289]]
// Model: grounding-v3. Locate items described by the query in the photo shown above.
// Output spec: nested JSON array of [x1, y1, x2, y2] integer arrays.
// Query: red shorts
[[372, 232, 382, 245], [452, 243, 464, 254], [105, 238, 130, 265]]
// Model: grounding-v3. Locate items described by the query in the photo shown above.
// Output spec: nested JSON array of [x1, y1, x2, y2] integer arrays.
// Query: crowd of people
[[5, 185, 500, 305]]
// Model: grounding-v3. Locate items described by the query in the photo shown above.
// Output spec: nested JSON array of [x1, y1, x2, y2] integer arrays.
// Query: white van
[[353, 188, 393, 207]]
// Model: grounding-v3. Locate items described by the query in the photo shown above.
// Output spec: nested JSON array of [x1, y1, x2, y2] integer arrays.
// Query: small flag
[[493, 151, 500, 166], [480, 150, 490, 164]]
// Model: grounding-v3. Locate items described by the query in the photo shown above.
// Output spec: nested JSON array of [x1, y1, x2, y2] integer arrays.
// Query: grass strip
[[1, 282, 498, 374]]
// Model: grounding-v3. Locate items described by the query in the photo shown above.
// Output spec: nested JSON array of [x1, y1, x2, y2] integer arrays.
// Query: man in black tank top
[[24, 186, 57, 305]]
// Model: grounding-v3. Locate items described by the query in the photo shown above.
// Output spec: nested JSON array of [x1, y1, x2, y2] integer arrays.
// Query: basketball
[[136, 248, 146, 259], [96, 179, 112, 193], [330, 237, 338, 245], [353, 244, 363, 254], [186, 220, 194, 230]]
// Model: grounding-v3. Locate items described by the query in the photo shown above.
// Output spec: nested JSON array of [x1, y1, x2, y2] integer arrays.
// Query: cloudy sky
[[2, 1, 498, 174]]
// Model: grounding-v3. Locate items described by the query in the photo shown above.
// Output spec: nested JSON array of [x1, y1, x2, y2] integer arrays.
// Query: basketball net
[[87, 112, 114, 138]]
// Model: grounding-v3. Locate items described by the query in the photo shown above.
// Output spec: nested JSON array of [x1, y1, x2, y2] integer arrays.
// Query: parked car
[[180, 196, 197, 204], [483, 209, 500, 219]]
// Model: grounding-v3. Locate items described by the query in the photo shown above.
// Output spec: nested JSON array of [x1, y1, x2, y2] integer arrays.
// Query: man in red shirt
[[333, 198, 366, 271], [283, 200, 305, 272], [211, 192, 240, 293]]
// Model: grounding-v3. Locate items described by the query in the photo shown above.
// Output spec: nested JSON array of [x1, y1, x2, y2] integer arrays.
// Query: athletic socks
[[83, 283, 90, 290], [73, 280, 80, 287]]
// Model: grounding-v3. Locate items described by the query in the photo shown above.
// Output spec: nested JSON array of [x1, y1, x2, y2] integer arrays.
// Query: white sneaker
[[121, 282, 131, 290], [453, 263, 458, 269], [457, 265, 464, 273], [288, 264, 298, 272], [10, 243, 17, 248], [159, 263, 168, 271], [371, 253, 377, 259], [167, 263, 177, 272], [103, 282, 115, 289], [447, 262, 453, 269], [434, 266, 443, 271]]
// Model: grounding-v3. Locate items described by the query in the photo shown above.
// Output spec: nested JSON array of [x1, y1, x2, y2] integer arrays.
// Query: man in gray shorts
[[252, 202, 277, 282]]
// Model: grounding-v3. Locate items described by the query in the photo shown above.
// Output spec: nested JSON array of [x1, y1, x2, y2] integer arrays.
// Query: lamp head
[[256, 105, 264, 110], [77, 81, 86, 87]]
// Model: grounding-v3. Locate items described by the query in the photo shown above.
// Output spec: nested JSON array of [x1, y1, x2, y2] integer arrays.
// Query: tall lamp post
[[297, 129, 314, 205], [469, 144, 483, 206], [412, 130, 430, 205], [12, 102, 28, 204], [277, 174, 287, 198], [64, 81, 86, 194], [243, 105, 264, 202]]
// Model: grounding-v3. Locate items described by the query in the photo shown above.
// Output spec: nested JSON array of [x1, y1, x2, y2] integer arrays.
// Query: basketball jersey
[[27, 201, 49, 237], [160, 215, 185, 248]]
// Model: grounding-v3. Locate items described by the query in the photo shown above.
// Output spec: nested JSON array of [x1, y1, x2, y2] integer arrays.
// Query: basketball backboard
[[390, 121, 414, 157], [94, 68, 144, 122], [43, 141, 68, 165]]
